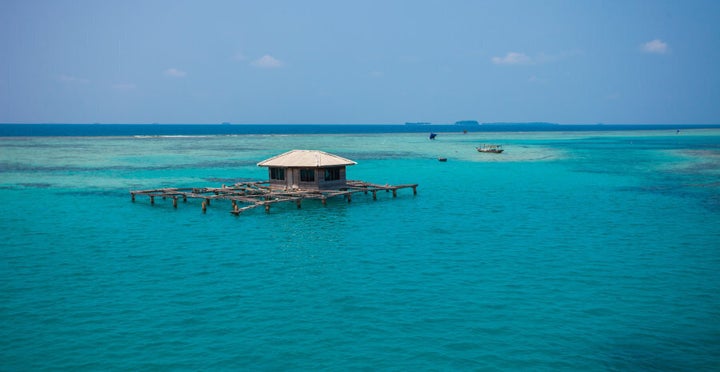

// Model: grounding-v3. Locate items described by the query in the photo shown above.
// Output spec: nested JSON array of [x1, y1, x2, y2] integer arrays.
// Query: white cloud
[[641, 39, 668, 54], [492, 52, 532, 65], [251, 55, 283, 68], [163, 68, 187, 77], [57, 74, 89, 84], [492, 50, 582, 66]]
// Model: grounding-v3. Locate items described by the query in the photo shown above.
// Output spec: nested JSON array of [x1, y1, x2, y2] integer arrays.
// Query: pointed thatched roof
[[257, 150, 357, 168]]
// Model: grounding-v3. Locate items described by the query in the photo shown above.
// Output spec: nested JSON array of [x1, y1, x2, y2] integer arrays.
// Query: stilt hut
[[257, 150, 357, 190]]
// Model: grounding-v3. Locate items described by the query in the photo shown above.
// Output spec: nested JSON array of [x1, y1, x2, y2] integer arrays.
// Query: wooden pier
[[130, 180, 418, 215]]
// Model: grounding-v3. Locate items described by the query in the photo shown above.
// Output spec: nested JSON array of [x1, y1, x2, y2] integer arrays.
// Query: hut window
[[270, 167, 285, 180], [324, 167, 341, 181], [300, 168, 315, 182]]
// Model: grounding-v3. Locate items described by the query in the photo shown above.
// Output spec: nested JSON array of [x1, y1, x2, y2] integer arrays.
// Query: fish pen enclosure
[[130, 180, 418, 215]]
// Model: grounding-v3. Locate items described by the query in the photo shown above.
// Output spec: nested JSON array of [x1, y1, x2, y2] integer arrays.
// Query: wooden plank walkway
[[130, 180, 418, 215]]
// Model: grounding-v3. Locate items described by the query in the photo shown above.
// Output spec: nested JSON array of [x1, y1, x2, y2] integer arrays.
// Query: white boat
[[477, 144, 504, 153]]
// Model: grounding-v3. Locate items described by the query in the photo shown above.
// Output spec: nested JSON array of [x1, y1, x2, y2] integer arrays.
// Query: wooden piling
[[150, 195, 154, 205], [131, 193, 135, 202], [372, 190, 377, 200], [392, 189, 397, 198], [202, 201, 207, 213], [296, 199, 302, 209], [172, 197, 178, 208]]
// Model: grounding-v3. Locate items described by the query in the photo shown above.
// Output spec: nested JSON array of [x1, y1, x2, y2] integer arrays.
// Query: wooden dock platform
[[130, 180, 418, 215]]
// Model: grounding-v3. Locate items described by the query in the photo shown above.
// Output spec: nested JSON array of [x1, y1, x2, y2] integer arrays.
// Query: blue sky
[[1, 0, 719, 124]]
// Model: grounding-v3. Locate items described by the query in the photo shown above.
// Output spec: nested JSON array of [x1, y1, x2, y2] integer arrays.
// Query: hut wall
[[268, 167, 290, 188], [277, 168, 319, 190], [289, 168, 301, 189], [317, 166, 348, 189], [267, 167, 348, 190]]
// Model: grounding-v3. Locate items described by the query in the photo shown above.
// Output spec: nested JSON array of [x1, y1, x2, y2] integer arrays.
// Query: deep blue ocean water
[[1, 125, 719, 370], [1, 123, 720, 137]]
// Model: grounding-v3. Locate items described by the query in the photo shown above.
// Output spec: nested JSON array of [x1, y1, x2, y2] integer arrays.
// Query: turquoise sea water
[[1, 129, 719, 370]]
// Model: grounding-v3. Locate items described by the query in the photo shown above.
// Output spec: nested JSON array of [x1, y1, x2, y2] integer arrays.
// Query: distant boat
[[429, 132, 437, 140], [405, 122, 431, 126], [455, 120, 480, 126], [477, 144, 504, 153], [438, 157, 447, 162]]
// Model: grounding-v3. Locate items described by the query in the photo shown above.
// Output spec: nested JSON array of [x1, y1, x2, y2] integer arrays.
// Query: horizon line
[[2, 122, 719, 126]]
